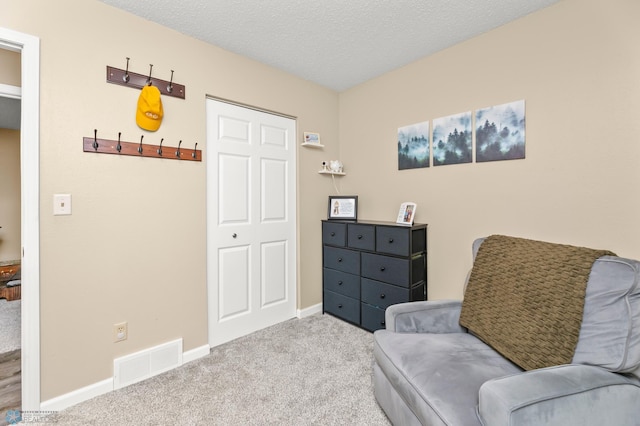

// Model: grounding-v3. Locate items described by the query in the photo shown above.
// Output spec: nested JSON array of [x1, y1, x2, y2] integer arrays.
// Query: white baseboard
[[297, 302, 322, 318], [40, 377, 113, 412], [183, 344, 210, 364], [40, 340, 210, 412]]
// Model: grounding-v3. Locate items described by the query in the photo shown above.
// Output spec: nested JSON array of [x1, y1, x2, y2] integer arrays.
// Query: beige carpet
[[32, 313, 390, 425]]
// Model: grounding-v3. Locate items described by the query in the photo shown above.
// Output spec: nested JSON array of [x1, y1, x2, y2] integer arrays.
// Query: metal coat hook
[[84, 134, 200, 161], [167, 70, 174, 93], [106, 62, 185, 99], [122, 57, 130, 83], [146, 64, 153, 86]]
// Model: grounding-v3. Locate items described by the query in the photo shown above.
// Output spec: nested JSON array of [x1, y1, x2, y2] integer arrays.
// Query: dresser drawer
[[376, 226, 410, 256], [347, 223, 375, 251], [361, 252, 409, 287], [323, 268, 359, 299], [323, 246, 360, 275], [361, 278, 409, 309], [361, 303, 386, 332], [322, 222, 347, 246], [324, 291, 360, 324]]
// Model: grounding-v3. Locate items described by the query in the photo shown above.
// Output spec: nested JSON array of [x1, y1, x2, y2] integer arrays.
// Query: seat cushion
[[373, 330, 522, 425]]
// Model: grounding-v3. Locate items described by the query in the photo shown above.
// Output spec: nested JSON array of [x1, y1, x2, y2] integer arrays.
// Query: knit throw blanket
[[459, 235, 615, 371]]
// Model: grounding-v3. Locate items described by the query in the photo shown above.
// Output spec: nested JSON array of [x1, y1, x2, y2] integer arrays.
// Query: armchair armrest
[[478, 364, 640, 426], [385, 300, 467, 333]]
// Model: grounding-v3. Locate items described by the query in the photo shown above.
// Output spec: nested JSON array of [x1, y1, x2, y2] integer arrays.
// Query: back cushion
[[572, 256, 640, 373]]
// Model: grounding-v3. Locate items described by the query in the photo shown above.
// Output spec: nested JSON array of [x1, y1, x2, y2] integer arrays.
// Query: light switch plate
[[53, 194, 72, 215]]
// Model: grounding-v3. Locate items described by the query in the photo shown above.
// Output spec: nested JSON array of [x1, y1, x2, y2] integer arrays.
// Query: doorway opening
[[0, 27, 41, 412]]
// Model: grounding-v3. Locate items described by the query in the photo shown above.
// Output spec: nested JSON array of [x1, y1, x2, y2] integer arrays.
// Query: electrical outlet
[[114, 322, 128, 343]]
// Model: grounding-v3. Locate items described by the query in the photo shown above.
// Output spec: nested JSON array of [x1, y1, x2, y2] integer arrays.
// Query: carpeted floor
[[31, 313, 391, 425]]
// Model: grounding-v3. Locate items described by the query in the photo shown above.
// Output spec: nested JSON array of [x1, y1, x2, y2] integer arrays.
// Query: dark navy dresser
[[322, 220, 428, 331]]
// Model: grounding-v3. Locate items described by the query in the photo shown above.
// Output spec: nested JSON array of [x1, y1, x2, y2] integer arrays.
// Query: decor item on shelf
[[136, 85, 164, 131], [318, 160, 346, 176], [322, 220, 428, 331], [302, 132, 323, 147], [327, 195, 358, 221], [328, 160, 343, 173]]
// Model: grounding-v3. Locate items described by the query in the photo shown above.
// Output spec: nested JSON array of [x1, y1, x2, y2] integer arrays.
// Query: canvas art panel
[[475, 100, 525, 162], [432, 111, 472, 166], [398, 121, 430, 170]]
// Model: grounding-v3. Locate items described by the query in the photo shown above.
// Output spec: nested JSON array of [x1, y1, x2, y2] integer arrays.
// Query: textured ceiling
[[2, 1, 560, 130], [98, 0, 560, 92]]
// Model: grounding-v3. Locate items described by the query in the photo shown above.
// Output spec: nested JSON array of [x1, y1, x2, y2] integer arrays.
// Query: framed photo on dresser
[[396, 202, 417, 225], [328, 196, 358, 221]]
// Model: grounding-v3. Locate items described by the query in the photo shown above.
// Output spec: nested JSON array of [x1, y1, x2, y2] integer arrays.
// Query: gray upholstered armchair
[[373, 236, 640, 425]]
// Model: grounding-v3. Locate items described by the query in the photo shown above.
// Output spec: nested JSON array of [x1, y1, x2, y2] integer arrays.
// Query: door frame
[[205, 96, 298, 346], [0, 27, 41, 411]]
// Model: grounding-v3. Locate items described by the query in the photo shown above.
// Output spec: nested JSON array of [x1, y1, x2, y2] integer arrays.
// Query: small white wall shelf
[[302, 142, 325, 148], [318, 170, 346, 176]]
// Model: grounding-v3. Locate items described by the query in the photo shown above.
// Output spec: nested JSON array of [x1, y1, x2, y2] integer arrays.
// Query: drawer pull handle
[[380, 266, 386, 272], [338, 257, 343, 262], [338, 281, 343, 286], [388, 238, 394, 243], [330, 232, 336, 237], [338, 304, 343, 309], [380, 293, 386, 299], [357, 235, 363, 239]]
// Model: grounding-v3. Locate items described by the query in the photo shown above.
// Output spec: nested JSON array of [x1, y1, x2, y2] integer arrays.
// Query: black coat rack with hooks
[[106, 58, 185, 99], [83, 130, 201, 161]]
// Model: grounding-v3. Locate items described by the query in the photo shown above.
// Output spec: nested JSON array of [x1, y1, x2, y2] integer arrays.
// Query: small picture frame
[[303, 132, 321, 145], [396, 202, 417, 225], [328, 196, 358, 221]]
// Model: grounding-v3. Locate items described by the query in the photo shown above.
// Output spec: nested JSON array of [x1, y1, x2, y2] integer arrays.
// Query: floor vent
[[113, 338, 183, 389]]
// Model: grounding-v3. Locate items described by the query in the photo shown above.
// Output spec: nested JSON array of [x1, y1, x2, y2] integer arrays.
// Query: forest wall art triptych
[[398, 99, 525, 170]]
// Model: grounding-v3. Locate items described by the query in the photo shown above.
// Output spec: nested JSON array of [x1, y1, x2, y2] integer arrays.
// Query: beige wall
[[2, 0, 338, 400], [0, 129, 21, 261], [0, 48, 21, 86], [339, 0, 640, 300]]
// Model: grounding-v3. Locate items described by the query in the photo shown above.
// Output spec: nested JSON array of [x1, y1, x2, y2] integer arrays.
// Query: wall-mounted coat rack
[[106, 58, 186, 99], [83, 130, 201, 161]]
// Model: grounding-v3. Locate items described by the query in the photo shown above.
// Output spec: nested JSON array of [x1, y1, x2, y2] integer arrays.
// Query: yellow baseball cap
[[136, 85, 163, 131]]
